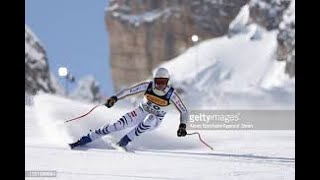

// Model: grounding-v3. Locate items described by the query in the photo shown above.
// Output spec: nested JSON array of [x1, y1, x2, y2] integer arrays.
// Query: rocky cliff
[[105, 0, 248, 90]]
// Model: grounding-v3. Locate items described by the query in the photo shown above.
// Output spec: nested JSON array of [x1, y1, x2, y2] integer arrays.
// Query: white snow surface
[[26, 94, 294, 179], [228, 4, 250, 35]]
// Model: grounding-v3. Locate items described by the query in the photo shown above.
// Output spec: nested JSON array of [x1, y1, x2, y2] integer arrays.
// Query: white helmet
[[153, 68, 170, 91], [154, 67, 170, 79]]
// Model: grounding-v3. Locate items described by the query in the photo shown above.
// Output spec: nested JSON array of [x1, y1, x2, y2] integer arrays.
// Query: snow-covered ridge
[[69, 75, 102, 103], [228, 4, 250, 35], [107, 7, 180, 27], [280, 0, 295, 28], [25, 24, 46, 64], [25, 24, 45, 47], [25, 24, 64, 96], [158, 24, 294, 109]]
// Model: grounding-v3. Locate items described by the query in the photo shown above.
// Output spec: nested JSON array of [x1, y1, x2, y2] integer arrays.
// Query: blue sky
[[25, 0, 114, 97]]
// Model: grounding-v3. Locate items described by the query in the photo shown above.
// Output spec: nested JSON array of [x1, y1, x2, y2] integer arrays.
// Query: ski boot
[[69, 134, 92, 149], [115, 135, 132, 151]]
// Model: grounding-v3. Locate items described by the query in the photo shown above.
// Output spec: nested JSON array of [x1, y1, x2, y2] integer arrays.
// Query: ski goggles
[[154, 78, 169, 85]]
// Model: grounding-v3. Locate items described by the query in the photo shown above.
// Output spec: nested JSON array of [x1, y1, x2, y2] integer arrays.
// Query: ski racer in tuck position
[[69, 67, 189, 150]]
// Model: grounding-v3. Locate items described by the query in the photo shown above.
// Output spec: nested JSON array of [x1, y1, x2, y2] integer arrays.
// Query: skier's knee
[[113, 116, 129, 130], [144, 114, 157, 127]]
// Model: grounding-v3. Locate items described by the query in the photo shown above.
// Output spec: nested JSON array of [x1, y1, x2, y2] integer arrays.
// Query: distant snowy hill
[[25, 24, 64, 96], [158, 23, 294, 109], [25, 25, 105, 104], [69, 75, 103, 103]]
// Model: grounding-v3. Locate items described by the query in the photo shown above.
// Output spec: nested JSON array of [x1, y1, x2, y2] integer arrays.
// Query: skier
[[69, 67, 189, 150]]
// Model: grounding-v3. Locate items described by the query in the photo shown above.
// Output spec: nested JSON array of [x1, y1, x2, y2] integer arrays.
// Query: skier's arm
[[105, 82, 149, 108], [115, 81, 150, 100], [170, 91, 189, 125]]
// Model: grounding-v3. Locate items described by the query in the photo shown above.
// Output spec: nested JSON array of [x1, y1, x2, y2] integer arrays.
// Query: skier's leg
[[117, 113, 161, 147], [69, 107, 146, 148], [90, 114, 132, 140]]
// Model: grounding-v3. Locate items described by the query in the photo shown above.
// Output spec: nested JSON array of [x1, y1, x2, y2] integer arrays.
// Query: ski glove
[[105, 96, 118, 108], [177, 123, 187, 137]]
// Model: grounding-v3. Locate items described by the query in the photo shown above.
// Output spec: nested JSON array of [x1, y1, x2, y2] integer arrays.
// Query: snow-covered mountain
[[276, 0, 295, 77], [249, 0, 295, 77], [106, 0, 295, 91], [156, 23, 294, 109], [25, 25, 64, 96], [249, 0, 291, 30], [132, 1, 294, 110], [69, 75, 103, 103]]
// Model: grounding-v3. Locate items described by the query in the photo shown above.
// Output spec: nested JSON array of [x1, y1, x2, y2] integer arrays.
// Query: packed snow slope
[[25, 94, 294, 180]]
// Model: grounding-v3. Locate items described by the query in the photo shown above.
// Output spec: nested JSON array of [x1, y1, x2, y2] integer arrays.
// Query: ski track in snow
[[25, 94, 295, 180]]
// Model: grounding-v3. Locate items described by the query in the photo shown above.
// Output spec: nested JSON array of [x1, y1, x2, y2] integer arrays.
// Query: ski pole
[[65, 104, 103, 123], [187, 132, 214, 150]]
